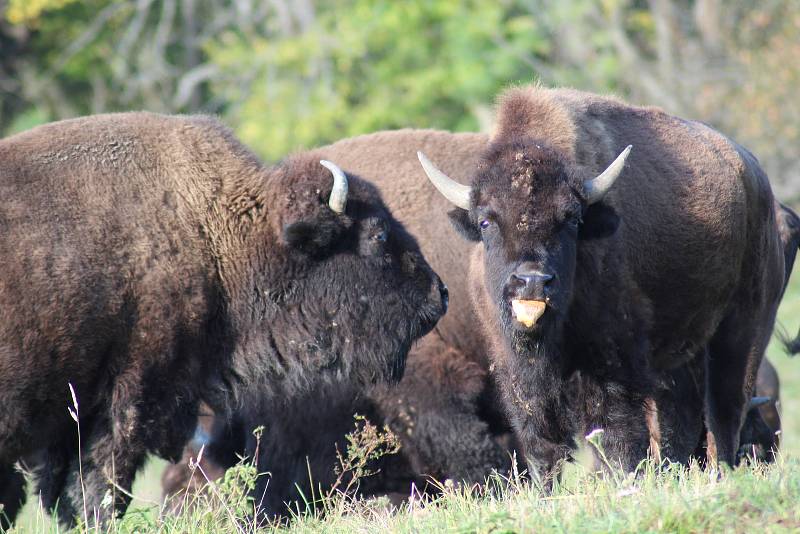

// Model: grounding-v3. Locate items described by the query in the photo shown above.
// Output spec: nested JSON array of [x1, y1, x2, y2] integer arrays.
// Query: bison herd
[[0, 85, 797, 527]]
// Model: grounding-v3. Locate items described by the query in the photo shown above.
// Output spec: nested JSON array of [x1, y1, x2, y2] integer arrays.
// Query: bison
[[416, 86, 785, 480], [0, 112, 447, 526]]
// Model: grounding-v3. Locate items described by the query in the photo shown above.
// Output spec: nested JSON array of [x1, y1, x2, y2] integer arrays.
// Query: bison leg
[[54, 417, 146, 527], [705, 311, 772, 468], [55, 364, 155, 526], [0, 462, 27, 529], [580, 385, 651, 472], [34, 442, 75, 519]]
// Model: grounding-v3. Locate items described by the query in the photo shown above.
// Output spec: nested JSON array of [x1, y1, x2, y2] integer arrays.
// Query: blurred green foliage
[[5, 0, 78, 25], [208, 1, 552, 159]]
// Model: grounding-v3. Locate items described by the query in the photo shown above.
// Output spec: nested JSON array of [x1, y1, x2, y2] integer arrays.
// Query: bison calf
[[0, 112, 446, 526], [160, 336, 516, 517]]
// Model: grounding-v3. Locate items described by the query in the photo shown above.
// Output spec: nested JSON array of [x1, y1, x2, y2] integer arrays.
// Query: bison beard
[[419, 86, 786, 481], [0, 112, 446, 526]]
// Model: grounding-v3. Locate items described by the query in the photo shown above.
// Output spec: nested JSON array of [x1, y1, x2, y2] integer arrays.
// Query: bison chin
[[358, 312, 436, 385], [345, 339, 412, 388], [502, 302, 564, 355]]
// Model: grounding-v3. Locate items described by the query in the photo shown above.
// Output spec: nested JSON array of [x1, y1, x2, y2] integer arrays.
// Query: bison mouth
[[510, 299, 547, 329]]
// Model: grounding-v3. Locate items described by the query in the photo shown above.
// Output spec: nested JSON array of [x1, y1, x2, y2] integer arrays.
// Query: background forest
[[2, 0, 800, 200]]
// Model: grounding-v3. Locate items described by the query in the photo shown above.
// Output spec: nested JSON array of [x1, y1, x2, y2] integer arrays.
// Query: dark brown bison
[[416, 86, 785, 480], [158, 132, 518, 518], [0, 112, 447, 526]]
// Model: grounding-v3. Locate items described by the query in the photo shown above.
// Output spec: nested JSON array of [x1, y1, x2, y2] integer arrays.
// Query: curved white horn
[[583, 145, 632, 205], [417, 151, 471, 210], [320, 160, 348, 214]]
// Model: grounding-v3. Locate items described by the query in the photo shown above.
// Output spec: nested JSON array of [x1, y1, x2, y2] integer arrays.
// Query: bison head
[[264, 158, 447, 389], [419, 139, 629, 341]]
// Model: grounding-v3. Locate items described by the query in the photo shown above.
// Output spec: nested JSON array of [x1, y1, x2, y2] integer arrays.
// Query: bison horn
[[583, 145, 632, 204], [320, 160, 348, 214], [417, 151, 471, 210], [748, 396, 773, 410]]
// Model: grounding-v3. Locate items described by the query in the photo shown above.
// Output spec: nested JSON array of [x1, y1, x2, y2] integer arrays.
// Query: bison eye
[[372, 230, 388, 242], [479, 219, 491, 230]]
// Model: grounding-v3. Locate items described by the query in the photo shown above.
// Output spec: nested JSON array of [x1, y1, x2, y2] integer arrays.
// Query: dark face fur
[[449, 139, 616, 343], [278, 166, 448, 388]]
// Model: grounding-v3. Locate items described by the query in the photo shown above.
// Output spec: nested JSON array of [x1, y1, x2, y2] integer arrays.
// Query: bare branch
[[604, 2, 683, 112], [174, 63, 220, 109], [648, 0, 677, 82]]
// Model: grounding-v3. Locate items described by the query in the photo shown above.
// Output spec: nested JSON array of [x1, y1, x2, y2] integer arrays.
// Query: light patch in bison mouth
[[511, 299, 547, 328]]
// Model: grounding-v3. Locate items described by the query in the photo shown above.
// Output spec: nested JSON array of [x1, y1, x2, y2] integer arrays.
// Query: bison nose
[[509, 266, 554, 299], [511, 271, 553, 286], [439, 281, 449, 313]]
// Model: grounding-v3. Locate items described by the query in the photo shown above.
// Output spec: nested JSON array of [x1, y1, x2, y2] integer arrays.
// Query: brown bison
[[416, 86, 785, 480], [0, 112, 447, 526]]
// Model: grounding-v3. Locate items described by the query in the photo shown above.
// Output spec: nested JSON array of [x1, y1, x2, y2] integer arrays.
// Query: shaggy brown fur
[[0, 112, 446, 525]]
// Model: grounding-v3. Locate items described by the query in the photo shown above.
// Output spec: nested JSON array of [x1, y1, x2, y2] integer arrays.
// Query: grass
[[8, 272, 800, 533]]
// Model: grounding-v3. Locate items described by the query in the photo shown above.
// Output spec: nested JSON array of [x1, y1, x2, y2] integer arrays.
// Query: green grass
[[282, 459, 800, 533], [9, 272, 800, 533]]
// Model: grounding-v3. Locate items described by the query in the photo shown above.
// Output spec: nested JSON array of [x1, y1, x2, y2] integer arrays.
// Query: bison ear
[[579, 203, 619, 241], [447, 208, 481, 242], [283, 217, 343, 254]]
